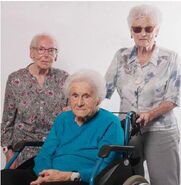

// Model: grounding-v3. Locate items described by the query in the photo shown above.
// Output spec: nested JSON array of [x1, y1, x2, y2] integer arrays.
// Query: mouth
[[75, 109, 86, 111], [41, 61, 51, 65]]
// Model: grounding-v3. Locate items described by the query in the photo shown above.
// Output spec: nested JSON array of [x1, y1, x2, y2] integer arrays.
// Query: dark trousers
[[1, 169, 37, 185], [1, 169, 88, 185]]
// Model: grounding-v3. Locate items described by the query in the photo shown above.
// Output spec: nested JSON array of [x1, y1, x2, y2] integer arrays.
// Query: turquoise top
[[33, 108, 124, 182]]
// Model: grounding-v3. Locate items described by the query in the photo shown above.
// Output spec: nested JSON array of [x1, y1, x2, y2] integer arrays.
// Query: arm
[[137, 53, 180, 126], [1, 75, 17, 147], [33, 115, 63, 175], [136, 101, 176, 126], [79, 118, 124, 182], [105, 51, 119, 99], [1, 75, 18, 168]]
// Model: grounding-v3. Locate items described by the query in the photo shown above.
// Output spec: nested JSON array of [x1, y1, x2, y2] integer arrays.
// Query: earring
[[131, 35, 133, 38]]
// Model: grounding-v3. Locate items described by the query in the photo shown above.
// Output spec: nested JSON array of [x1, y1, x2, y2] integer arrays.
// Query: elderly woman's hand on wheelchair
[[30, 169, 72, 185], [136, 111, 153, 127]]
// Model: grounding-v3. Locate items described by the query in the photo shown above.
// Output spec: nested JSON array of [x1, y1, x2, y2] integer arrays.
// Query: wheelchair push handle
[[13, 141, 44, 152]]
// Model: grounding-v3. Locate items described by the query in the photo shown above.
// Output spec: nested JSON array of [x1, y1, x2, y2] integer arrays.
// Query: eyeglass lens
[[35, 47, 57, 55], [132, 26, 154, 33]]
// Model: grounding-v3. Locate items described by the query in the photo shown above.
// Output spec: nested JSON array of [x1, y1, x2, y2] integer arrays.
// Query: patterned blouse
[[1, 65, 69, 164], [105, 45, 180, 133]]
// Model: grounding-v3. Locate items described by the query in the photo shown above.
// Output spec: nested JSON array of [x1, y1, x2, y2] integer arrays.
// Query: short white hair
[[64, 69, 106, 102], [127, 4, 162, 29], [30, 33, 58, 49]]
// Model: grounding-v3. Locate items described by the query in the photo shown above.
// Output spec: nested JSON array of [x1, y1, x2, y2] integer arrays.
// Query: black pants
[[1, 169, 88, 185]]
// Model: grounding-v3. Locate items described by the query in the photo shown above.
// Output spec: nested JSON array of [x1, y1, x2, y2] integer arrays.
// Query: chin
[[39, 65, 51, 70]]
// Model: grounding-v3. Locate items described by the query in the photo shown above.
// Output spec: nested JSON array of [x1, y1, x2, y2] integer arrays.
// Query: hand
[[136, 112, 153, 127], [5, 149, 18, 169], [30, 170, 72, 185]]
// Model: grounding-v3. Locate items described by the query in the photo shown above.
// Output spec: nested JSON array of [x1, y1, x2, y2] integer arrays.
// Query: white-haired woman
[[105, 4, 180, 185], [1, 33, 69, 168], [2, 69, 124, 185]]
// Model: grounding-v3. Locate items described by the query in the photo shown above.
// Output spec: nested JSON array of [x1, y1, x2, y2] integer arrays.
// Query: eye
[[48, 48, 54, 53], [83, 94, 91, 99], [71, 93, 78, 99], [38, 47, 45, 52]]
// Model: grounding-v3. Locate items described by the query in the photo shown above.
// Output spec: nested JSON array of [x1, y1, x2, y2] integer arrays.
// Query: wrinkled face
[[131, 16, 159, 48], [30, 36, 57, 70], [69, 81, 100, 122]]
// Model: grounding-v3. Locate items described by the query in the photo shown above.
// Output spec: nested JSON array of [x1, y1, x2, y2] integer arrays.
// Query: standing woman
[[105, 4, 180, 185], [1, 33, 69, 168]]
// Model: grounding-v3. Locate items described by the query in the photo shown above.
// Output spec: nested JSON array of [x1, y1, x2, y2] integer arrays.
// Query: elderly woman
[[1, 33, 69, 168], [105, 4, 180, 185], [2, 69, 124, 185]]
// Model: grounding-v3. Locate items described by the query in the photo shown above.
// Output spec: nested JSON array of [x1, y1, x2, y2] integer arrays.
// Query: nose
[[77, 97, 84, 107], [140, 29, 146, 36], [43, 50, 49, 57]]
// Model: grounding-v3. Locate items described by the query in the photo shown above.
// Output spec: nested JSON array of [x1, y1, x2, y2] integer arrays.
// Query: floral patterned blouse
[[1, 65, 69, 164], [105, 45, 180, 133]]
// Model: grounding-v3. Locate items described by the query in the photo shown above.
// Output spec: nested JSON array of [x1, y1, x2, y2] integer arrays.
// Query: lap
[[42, 181, 88, 185], [1, 169, 37, 185]]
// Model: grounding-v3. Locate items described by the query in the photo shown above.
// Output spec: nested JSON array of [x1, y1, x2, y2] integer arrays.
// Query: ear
[[96, 98, 101, 106], [30, 48, 34, 60]]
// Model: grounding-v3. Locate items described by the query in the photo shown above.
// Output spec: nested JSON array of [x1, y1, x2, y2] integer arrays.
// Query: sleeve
[[59, 71, 69, 106], [1, 75, 17, 146], [79, 117, 124, 182], [33, 115, 63, 175], [105, 51, 119, 99], [163, 53, 181, 106]]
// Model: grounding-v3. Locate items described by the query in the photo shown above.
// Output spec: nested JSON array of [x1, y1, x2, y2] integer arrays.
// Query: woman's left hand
[[136, 112, 153, 127], [30, 170, 72, 185]]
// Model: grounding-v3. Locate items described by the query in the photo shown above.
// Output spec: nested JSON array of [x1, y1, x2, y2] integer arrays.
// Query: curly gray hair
[[127, 4, 162, 29], [64, 69, 106, 102], [30, 33, 58, 49]]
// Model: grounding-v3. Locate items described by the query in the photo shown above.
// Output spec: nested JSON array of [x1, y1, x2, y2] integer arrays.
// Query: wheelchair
[[4, 111, 149, 185]]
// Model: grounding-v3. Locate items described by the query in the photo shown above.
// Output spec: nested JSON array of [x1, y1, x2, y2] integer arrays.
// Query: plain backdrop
[[1, 1, 181, 177]]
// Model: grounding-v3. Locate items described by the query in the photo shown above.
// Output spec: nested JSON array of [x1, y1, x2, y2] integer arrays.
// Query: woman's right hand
[[5, 149, 18, 169]]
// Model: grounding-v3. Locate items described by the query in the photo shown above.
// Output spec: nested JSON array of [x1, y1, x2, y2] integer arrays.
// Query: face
[[30, 36, 57, 70], [69, 81, 100, 122], [131, 16, 159, 48]]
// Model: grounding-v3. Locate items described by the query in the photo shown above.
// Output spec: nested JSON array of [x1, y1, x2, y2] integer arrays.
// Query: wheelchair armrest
[[13, 141, 44, 152], [98, 145, 135, 158]]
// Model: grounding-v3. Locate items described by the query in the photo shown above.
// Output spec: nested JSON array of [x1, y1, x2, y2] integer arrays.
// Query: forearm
[[137, 101, 177, 126], [1, 125, 15, 146], [149, 101, 176, 121]]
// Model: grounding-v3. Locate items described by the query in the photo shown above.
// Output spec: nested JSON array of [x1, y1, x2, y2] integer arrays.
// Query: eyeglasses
[[132, 26, 155, 33], [32, 47, 58, 55]]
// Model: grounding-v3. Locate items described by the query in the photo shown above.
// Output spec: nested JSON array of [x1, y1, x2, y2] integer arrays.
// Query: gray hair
[[64, 69, 106, 102], [30, 33, 58, 49], [127, 4, 162, 29]]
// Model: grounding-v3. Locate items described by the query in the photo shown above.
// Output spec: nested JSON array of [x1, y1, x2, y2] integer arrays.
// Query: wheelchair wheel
[[122, 175, 149, 185]]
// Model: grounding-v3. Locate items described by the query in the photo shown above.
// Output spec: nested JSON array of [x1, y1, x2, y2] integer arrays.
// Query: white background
[[1, 1, 181, 176]]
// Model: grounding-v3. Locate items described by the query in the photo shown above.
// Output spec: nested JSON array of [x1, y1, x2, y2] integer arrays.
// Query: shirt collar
[[26, 63, 54, 76], [127, 45, 159, 66]]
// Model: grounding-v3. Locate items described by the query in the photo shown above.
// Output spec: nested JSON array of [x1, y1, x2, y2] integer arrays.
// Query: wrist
[[70, 172, 81, 181], [2, 145, 13, 154]]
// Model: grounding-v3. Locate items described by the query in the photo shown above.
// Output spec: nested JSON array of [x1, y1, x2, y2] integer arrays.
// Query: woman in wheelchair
[[1, 69, 124, 185]]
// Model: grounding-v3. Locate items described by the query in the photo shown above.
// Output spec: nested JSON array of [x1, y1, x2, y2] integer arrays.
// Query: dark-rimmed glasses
[[32, 47, 58, 55], [132, 26, 155, 33]]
